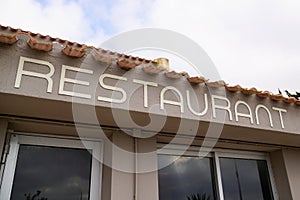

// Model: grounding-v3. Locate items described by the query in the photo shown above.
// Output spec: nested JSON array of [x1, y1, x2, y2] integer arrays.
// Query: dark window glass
[[10, 145, 92, 200], [158, 155, 216, 200], [220, 158, 274, 200]]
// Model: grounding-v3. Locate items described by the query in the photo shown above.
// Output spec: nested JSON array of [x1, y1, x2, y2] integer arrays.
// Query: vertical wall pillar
[[110, 131, 159, 200], [101, 134, 113, 200], [0, 120, 8, 162], [110, 131, 135, 200], [136, 137, 159, 200], [270, 149, 300, 200], [0, 119, 8, 186], [270, 150, 292, 200]]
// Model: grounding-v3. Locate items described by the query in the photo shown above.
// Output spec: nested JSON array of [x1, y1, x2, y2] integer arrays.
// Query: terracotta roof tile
[[62, 45, 86, 58], [93, 52, 113, 64], [143, 64, 163, 74], [0, 24, 299, 106], [270, 94, 286, 101], [225, 84, 242, 92], [241, 87, 260, 95], [165, 71, 189, 79], [38, 34, 48, 39], [28, 37, 53, 52], [283, 97, 297, 103], [129, 56, 140, 62], [206, 80, 226, 88], [117, 59, 138, 70], [138, 57, 144, 62], [187, 76, 207, 84], [0, 33, 17, 44], [256, 91, 271, 98]]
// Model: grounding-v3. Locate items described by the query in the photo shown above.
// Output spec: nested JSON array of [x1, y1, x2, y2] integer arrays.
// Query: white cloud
[[104, 0, 153, 32], [0, 0, 105, 43], [142, 0, 300, 92]]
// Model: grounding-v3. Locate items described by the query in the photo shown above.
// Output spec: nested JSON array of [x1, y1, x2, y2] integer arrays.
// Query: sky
[[1, 0, 299, 94]]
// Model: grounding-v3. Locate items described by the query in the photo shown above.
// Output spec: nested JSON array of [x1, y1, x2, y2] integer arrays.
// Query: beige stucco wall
[[110, 131, 159, 200], [271, 149, 300, 200], [283, 149, 300, 199], [110, 132, 135, 200], [136, 136, 159, 200], [270, 150, 292, 200], [0, 42, 300, 136]]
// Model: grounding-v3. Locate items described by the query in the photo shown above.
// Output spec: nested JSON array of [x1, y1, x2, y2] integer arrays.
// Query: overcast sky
[[1, 0, 299, 93]]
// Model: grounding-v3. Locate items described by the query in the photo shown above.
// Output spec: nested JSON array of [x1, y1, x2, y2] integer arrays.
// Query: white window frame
[[158, 145, 278, 200], [0, 133, 103, 200]]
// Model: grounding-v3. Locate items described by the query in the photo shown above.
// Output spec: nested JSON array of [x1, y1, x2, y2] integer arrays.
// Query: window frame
[[157, 144, 278, 200], [0, 133, 103, 200]]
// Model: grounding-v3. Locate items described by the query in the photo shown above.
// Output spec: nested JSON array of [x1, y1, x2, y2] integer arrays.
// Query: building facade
[[0, 25, 300, 200]]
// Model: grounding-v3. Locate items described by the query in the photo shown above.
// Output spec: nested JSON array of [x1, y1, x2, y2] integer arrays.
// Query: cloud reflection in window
[[10, 145, 92, 200], [158, 155, 216, 200]]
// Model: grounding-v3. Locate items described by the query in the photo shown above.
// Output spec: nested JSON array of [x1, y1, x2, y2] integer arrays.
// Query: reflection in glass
[[158, 155, 216, 200], [220, 158, 274, 200], [10, 145, 92, 200]]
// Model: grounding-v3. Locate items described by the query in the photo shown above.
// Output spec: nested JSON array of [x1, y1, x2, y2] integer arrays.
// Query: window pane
[[158, 155, 216, 200], [220, 158, 274, 200], [10, 145, 92, 200]]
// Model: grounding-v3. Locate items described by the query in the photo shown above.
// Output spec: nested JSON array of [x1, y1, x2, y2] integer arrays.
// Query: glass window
[[219, 158, 274, 200], [10, 145, 92, 200], [157, 151, 276, 200], [0, 135, 102, 200], [158, 155, 217, 200]]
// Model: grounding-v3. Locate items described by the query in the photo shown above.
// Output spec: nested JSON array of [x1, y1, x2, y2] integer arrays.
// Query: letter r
[[14, 56, 55, 93]]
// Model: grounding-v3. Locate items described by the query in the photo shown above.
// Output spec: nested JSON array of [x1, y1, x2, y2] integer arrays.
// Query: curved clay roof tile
[[241, 87, 259, 95], [256, 91, 271, 98], [225, 85, 242, 92], [0, 33, 17, 44], [143, 64, 163, 74], [165, 71, 184, 79], [206, 80, 226, 88], [62, 45, 86, 58], [187, 76, 207, 84], [283, 97, 297, 103], [117, 59, 138, 70], [93, 52, 113, 64], [270, 94, 286, 101], [28, 37, 53, 52]]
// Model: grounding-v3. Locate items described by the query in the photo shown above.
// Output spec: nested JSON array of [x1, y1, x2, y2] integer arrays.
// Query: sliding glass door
[[158, 150, 276, 200]]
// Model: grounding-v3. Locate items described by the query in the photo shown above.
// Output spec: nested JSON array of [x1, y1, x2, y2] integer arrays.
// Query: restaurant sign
[[12, 56, 288, 130]]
